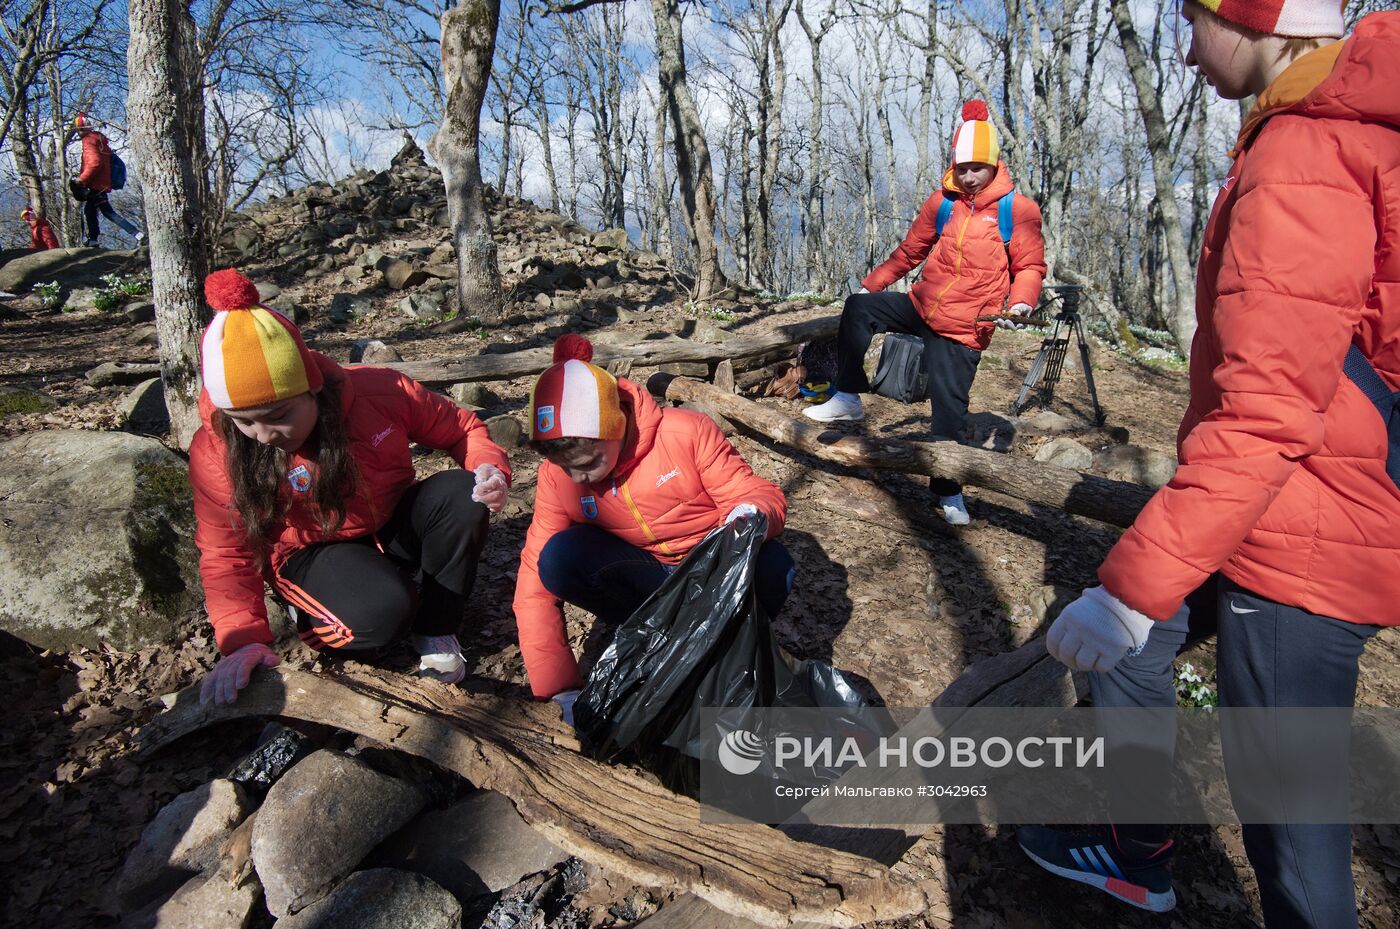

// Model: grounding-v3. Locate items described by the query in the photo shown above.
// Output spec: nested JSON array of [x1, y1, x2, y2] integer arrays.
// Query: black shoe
[[1017, 825, 1176, 913]]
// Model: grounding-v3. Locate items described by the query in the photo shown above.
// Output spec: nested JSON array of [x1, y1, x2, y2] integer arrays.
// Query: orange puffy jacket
[[513, 378, 787, 698], [1100, 13, 1400, 625], [24, 212, 60, 250], [77, 131, 112, 193], [190, 354, 510, 654], [862, 161, 1046, 351]]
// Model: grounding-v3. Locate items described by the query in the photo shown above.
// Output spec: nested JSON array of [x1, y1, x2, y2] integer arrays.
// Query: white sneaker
[[802, 391, 864, 422], [413, 633, 466, 684], [939, 494, 971, 526], [134, 231, 145, 245]]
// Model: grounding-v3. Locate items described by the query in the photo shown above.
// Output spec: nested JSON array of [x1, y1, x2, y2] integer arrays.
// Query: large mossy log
[[137, 666, 944, 928], [372, 316, 838, 386], [659, 376, 1153, 529]]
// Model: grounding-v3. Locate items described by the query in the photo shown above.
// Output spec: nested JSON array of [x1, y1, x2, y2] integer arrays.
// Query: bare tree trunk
[[127, 0, 211, 450], [9, 96, 46, 219], [533, 88, 561, 213], [1110, 0, 1196, 355], [913, 0, 938, 195], [795, 0, 834, 293], [651, 0, 730, 298], [430, 0, 506, 324], [650, 99, 673, 258]]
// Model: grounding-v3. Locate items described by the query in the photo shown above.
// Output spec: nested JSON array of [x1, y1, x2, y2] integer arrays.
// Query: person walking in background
[[1020, 3, 1400, 924], [69, 114, 142, 248], [21, 207, 60, 251], [803, 100, 1046, 526]]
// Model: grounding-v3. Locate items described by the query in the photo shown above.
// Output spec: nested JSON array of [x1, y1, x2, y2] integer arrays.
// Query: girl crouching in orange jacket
[[513, 335, 793, 718], [190, 269, 510, 705]]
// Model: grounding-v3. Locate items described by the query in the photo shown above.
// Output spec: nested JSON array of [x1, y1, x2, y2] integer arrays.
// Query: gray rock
[[359, 247, 387, 270], [423, 263, 456, 280], [398, 292, 445, 321], [1017, 409, 1076, 435], [591, 228, 630, 252], [350, 340, 403, 365], [128, 324, 160, 347], [341, 265, 365, 284], [232, 226, 260, 256], [0, 247, 134, 294], [66, 287, 100, 310], [328, 293, 374, 323], [275, 869, 460, 929], [967, 412, 1017, 452], [552, 296, 582, 315], [448, 383, 501, 408], [119, 378, 170, 436], [0, 386, 58, 417], [429, 244, 455, 265], [252, 750, 428, 917], [1033, 437, 1093, 471], [485, 415, 524, 449], [118, 779, 252, 909], [383, 259, 429, 291], [276, 243, 300, 257], [124, 300, 156, 323], [533, 292, 553, 309], [255, 282, 281, 302], [0, 431, 201, 651], [1098, 444, 1178, 489], [88, 361, 161, 388], [372, 790, 569, 898], [118, 869, 261, 929]]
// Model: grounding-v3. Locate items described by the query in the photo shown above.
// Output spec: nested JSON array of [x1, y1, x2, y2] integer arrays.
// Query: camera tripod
[[1009, 284, 1106, 426]]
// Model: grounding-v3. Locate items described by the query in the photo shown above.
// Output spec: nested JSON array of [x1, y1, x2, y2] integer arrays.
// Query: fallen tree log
[[660, 376, 1153, 528], [370, 315, 837, 387], [137, 666, 944, 928]]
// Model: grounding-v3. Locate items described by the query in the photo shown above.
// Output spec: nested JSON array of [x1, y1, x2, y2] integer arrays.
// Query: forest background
[[3, 0, 1391, 359]]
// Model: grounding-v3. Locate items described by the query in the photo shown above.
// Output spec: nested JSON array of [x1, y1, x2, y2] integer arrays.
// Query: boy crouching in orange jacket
[[513, 335, 793, 721]]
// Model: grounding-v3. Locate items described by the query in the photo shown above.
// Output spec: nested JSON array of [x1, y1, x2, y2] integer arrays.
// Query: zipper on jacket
[[618, 480, 676, 557], [931, 197, 975, 316]]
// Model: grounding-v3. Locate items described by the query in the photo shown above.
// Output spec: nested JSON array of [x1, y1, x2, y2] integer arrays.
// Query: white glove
[[200, 643, 280, 706], [1046, 586, 1157, 673], [856, 286, 870, 295], [1007, 302, 1034, 316], [471, 463, 508, 513], [725, 503, 759, 524], [553, 689, 581, 727]]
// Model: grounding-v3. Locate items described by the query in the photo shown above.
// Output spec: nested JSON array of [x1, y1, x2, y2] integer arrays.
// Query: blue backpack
[[934, 190, 1016, 244], [109, 151, 127, 190], [1343, 344, 1400, 489]]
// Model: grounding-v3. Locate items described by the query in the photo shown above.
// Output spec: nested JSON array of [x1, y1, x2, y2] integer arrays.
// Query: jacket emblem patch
[[536, 405, 555, 434], [656, 467, 681, 487], [371, 425, 395, 447], [581, 495, 598, 519], [287, 464, 312, 493]]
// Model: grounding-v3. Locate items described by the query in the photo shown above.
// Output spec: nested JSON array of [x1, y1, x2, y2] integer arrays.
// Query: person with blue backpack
[[804, 100, 1046, 526], [70, 114, 142, 248]]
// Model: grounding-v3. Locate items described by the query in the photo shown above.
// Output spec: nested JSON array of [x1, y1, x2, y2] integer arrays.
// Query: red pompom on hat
[[961, 100, 989, 122], [204, 268, 263, 311], [553, 333, 595, 363], [530, 335, 625, 442]]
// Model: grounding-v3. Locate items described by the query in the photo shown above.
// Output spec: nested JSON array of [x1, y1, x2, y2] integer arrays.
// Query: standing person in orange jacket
[[189, 269, 511, 705], [20, 207, 60, 250], [513, 335, 793, 721], [69, 114, 142, 248], [804, 100, 1046, 526], [1020, 4, 1400, 924]]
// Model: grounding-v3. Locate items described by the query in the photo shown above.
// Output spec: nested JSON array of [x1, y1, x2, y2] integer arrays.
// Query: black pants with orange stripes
[[275, 469, 489, 651]]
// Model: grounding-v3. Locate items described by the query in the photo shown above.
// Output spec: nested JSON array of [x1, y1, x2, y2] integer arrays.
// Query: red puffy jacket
[[190, 354, 510, 654], [76, 131, 112, 194], [862, 161, 1046, 351], [1100, 13, 1400, 625], [513, 378, 787, 698], [24, 213, 60, 250]]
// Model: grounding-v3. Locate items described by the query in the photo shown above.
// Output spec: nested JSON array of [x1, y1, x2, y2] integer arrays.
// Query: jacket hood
[[197, 351, 350, 432], [1237, 11, 1400, 152], [941, 159, 1016, 207], [607, 377, 663, 482]]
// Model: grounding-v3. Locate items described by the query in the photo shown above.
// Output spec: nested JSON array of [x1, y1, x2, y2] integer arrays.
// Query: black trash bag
[[573, 514, 874, 789]]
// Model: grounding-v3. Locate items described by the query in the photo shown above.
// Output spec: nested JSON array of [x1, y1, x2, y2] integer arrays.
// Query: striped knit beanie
[[200, 268, 322, 410], [1196, 0, 1343, 37], [530, 335, 625, 442], [952, 100, 999, 167]]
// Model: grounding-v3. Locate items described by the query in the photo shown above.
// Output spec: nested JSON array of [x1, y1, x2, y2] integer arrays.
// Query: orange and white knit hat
[[530, 335, 625, 442], [200, 268, 322, 410], [1196, 0, 1343, 38], [951, 100, 999, 166]]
